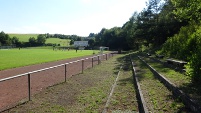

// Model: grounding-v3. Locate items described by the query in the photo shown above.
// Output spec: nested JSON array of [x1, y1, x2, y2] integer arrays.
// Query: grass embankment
[[8, 54, 138, 112], [141, 56, 201, 105], [131, 55, 187, 112], [0, 48, 99, 70]]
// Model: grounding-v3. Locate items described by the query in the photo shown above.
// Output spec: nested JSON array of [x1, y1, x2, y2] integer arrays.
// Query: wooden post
[[65, 64, 67, 82], [82, 60, 84, 73], [28, 74, 31, 101], [92, 57, 94, 68]]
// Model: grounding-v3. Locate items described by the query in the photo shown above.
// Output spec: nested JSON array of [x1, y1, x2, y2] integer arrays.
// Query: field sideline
[[0, 48, 99, 71]]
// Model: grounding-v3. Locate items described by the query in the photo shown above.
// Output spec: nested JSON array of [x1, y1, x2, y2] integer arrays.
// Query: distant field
[[8, 34, 70, 46], [9, 34, 39, 42], [0, 48, 99, 70], [46, 38, 70, 46]]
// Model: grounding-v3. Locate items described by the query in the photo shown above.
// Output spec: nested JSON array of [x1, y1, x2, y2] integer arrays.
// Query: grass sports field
[[0, 48, 99, 71]]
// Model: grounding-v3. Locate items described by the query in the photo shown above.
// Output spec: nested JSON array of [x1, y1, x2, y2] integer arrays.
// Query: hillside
[[9, 34, 38, 42], [8, 34, 70, 46]]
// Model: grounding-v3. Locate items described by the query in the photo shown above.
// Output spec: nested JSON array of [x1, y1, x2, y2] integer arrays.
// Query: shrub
[[161, 23, 201, 83]]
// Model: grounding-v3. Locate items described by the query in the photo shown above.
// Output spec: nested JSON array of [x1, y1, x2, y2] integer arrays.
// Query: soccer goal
[[99, 46, 109, 54]]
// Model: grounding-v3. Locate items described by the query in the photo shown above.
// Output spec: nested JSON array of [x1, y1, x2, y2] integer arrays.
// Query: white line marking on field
[[102, 66, 122, 113]]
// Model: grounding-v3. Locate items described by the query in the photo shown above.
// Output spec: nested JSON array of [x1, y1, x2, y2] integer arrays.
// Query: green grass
[[8, 34, 70, 46], [0, 48, 99, 70], [131, 55, 186, 112], [9, 34, 39, 42], [46, 38, 70, 46], [141, 56, 201, 105], [8, 55, 122, 112], [107, 55, 138, 112], [141, 57, 191, 87]]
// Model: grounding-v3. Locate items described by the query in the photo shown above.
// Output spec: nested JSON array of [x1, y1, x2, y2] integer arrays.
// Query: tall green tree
[[11, 36, 20, 47], [171, 0, 201, 23], [29, 37, 37, 46], [0, 31, 11, 45], [88, 38, 95, 48], [37, 34, 46, 45]]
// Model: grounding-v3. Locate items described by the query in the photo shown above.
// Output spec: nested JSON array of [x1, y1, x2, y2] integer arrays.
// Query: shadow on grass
[[117, 76, 134, 86], [179, 82, 201, 105]]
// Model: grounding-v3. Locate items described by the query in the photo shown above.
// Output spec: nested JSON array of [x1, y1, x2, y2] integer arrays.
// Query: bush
[[186, 27, 201, 83], [161, 23, 201, 83]]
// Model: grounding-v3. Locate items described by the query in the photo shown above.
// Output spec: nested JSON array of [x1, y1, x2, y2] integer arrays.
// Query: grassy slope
[[0, 49, 98, 70], [8, 34, 70, 46], [45, 38, 70, 46], [9, 34, 39, 42]]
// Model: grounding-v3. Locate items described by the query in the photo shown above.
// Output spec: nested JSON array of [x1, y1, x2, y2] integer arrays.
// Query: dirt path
[[0, 53, 112, 112]]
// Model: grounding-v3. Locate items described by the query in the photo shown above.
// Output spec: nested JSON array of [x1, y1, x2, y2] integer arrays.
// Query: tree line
[[0, 32, 47, 47], [0, 32, 87, 47], [86, 0, 201, 83]]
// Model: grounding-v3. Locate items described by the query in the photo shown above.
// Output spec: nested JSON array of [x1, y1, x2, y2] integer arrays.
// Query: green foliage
[[69, 39, 74, 45], [186, 27, 201, 83], [171, 0, 201, 22], [11, 36, 20, 47], [88, 38, 95, 47], [37, 34, 46, 45], [161, 26, 193, 59], [95, 27, 130, 50], [29, 37, 37, 46], [0, 31, 11, 45], [161, 23, 201, 83]]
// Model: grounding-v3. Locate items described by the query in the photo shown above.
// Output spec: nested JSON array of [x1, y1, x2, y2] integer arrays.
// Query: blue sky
[[0, 0, 148, 36]]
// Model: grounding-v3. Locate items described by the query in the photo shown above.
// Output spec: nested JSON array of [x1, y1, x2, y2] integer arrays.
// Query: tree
[[88, 33, 95, 37], [29, 37, 37, 46], [88, 39, 95, 47], [70, 39, 74, 45], [11, 36, 20, 47], [0, 31, 11, 45], [37, 34, 46, 45], [46, 33, 50, 38], [171, 0, 201, 23], [77, 37, 81, 41]]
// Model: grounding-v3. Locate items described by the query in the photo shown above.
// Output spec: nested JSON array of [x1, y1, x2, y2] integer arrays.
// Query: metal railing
[[0, 52, 114, 112]]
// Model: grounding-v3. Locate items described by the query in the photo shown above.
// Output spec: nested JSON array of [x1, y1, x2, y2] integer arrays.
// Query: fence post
[[98, 56, 100, 65], [82, 60, 84, 73], [65, 64, 67, 82], [106, 54, 108, 60], [28, 74, 31, 101], [92, 57, 94, 68]]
